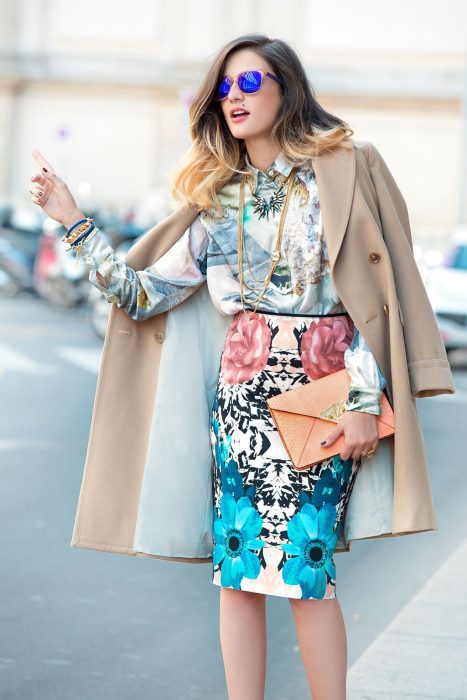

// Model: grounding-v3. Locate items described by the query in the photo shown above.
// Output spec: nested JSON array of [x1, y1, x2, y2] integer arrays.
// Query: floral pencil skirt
[[209, 309, 362, 600]]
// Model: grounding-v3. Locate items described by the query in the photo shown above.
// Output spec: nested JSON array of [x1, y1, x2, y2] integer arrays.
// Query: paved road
[[1, 293, 466, 699]]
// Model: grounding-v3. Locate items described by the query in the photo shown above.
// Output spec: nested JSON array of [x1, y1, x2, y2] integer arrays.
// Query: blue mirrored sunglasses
[[214, 69, 284, 101]]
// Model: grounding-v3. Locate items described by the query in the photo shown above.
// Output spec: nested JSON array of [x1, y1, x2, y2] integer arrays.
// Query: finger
[[338, 439, 357, 461], [360, 443, 375, 458], [340, 448, 353, 461], [29, 184, 49, 206], [31, 148, 55, 174], [30, 183, 45, 196], [31, 173, 47, 186], [321, 425, 343, 447]]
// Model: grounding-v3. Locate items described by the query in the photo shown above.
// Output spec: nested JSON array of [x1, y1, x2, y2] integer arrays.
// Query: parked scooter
[[33, 220, 91, 307], [0, 265, 21, 297], [0, 236, 36, 297]]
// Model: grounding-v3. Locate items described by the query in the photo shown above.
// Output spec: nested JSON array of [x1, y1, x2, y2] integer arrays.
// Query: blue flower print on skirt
[[213, 493, 266, 589], [210, 310, 362, 600], [282, 502, 337, 599]]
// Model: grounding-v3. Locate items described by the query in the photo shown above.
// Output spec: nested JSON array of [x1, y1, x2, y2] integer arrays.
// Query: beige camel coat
[[70, 139, 455, 563]]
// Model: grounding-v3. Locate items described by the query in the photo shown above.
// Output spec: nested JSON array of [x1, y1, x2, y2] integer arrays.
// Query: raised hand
[[30, 149, 85, 230]]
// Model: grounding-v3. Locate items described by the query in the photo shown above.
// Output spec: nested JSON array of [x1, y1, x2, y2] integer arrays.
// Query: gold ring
[[365, 448, 375, 458]]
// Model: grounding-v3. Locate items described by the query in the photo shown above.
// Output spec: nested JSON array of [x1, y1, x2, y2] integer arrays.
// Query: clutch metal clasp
[[320, 399, 347, 423]]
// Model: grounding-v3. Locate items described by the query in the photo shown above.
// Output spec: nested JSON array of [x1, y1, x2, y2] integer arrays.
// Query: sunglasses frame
[[214, 69, 284, 101]]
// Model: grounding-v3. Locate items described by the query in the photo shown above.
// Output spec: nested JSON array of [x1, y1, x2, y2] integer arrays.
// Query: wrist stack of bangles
[[62, 217, 95, 259]]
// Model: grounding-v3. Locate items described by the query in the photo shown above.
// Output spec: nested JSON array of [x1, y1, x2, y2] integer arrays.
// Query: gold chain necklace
[[238, 166, 297, 315], [241, 171, 286, 287]]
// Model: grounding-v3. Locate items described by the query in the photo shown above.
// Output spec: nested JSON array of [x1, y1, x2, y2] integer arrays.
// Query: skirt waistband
[[241, 308, 350, 318]]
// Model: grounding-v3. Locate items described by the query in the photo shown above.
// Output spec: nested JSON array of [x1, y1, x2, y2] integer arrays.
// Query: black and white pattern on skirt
[[210, 310, 361, 600]]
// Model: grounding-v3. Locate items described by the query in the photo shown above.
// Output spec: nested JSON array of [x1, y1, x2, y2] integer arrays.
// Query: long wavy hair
[[170, 34, 354, 215]]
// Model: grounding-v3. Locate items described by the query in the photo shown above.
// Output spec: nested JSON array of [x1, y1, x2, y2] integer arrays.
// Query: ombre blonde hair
[[170, 34, 354, 216]]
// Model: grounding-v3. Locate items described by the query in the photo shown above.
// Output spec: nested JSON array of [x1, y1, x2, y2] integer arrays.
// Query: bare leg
[[219, 587, 267, 700], [289, 596, 347, 700]]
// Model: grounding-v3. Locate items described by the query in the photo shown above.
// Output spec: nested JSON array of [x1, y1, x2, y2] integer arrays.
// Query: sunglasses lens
[[215, 77, 231, 100], [238, 70, 262, 93]]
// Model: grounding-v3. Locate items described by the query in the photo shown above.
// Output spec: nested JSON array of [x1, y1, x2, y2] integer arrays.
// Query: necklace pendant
[[251, 182, 287, 221]]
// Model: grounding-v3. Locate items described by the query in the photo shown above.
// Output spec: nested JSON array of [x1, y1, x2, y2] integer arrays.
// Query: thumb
[[321, 422, 344, 447]]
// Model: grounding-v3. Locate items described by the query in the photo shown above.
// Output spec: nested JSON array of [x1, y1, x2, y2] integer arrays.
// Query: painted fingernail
[[320, 440, 326, 445], [42, 167, 48, 172], [38, 191, 43, 196]]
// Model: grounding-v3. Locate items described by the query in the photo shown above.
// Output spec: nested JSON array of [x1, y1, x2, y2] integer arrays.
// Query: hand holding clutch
[[266, 368, 395, 471], [321, 409, 380, 462]]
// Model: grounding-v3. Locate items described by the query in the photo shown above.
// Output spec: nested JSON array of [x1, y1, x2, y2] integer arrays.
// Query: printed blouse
[[66, 150, 387, 415]]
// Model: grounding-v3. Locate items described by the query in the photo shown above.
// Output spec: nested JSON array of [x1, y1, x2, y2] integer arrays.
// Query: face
[[218, 48, 283, 142]]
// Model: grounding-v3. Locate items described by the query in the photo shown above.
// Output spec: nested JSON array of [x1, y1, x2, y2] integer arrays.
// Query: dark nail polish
[[320, 440, 326, 445], [42, 167, 48, 172]]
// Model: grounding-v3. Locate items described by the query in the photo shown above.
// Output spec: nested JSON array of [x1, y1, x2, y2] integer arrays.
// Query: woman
[[30, 34, 454, 700]]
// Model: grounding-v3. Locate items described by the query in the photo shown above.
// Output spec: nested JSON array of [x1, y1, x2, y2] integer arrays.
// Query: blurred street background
[[1, 0, 467, 698]]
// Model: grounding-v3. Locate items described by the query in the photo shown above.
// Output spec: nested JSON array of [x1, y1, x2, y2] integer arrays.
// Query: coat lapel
[[125, 204, 199, 269], [313, 144, 356, 271]]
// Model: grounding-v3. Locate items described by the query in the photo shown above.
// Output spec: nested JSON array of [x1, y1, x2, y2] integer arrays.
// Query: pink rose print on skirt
[[221, 312, 272, 384], [300, 315, 354, 380]]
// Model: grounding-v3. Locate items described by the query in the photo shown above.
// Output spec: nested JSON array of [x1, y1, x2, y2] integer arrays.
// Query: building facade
[[0, 0, 465, 247]]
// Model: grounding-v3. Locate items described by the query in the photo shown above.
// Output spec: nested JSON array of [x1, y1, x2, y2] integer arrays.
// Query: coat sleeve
[[65, 214, 208, 321], [343, 325, 387, 415], [363, 141, 455, 398]]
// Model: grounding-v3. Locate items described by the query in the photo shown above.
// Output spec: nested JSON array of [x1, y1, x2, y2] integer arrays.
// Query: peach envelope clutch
[[266, 368, 395, 471]]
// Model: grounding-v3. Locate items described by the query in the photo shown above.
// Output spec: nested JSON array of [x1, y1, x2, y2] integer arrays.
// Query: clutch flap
[[266, 368, 352, 422]]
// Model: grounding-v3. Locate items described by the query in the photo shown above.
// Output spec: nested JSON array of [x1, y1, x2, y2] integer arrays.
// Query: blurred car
[[424, 241, 467, 353]]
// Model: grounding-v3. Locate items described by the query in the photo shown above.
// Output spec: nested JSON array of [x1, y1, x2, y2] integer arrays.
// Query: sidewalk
[[347, 536, 467, 699]]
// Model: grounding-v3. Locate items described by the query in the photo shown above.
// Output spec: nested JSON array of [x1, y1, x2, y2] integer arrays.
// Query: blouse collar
[[244, 149, 295, 190]]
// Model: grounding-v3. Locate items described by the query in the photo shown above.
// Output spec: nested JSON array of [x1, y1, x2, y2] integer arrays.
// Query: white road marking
[[347, 536, 467, 698], [0, 439, 62, 451], [55, 346, 101, 374], [0, 343, 56, 375]]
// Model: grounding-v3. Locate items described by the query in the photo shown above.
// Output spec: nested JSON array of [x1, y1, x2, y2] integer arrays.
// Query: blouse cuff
[[344, 388, 382, 415]]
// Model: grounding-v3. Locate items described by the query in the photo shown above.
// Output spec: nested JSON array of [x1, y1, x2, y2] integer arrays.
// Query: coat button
[[368, 251, 381, 263], [383, 304, 389, 315], [155, 331, 166, 343]]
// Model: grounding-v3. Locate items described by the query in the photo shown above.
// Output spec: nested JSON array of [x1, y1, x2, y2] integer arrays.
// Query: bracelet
[[67, 218, 88, 235], [63, 218, 97, 267], [69, 224, 95, 247], [62, 217, 94, 246]]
